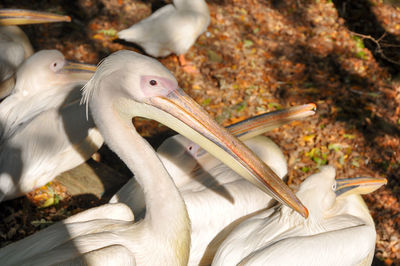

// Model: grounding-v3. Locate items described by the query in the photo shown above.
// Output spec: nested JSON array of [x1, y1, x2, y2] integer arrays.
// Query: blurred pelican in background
[[0, 9, 71, 99], [111, 104, 316, 265], [213, 166, 387, 266], [118, 0, 210, 72], [0, 49, 102, 201], [0, 50, 306, 265]]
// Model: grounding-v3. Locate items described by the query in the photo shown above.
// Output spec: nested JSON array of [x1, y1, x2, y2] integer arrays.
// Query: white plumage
[[212, 166, 387, 266], [0, 25, 33, 99], [118, 0, 209, 58], [0, 50, 102, 201], [0, 50, 305, 265], [0, 9, 70, 99], [111, 104, 316, 265]]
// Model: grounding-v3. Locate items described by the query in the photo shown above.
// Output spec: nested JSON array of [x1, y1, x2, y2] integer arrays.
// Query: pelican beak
[[0, 9, 71, 26], [181, 103, 317, 160], [136, 88, 308, 218], [63, 61, 97, 73], [335, 176, 387, 197], [227, 103, 317, 141], [61, 61, 97, 81]]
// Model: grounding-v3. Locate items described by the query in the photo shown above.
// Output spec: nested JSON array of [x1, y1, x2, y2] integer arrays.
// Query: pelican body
[[0, 25, 33, 98], [0, 50, 101, 201], [213, 166, 387, 266], [111, 104, 316, 265], [118, 0, 210, 58], [0, 9, 71, 99], [0, 50, 306, 265]]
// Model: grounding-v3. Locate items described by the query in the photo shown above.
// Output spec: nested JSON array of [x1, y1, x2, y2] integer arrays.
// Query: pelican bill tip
[[303, 206, 309, 218], [308, 103, 317, 112], [294, 201, 309, 218]]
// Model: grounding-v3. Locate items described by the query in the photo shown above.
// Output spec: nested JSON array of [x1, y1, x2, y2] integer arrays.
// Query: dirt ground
[[0, 0, 399, 265]]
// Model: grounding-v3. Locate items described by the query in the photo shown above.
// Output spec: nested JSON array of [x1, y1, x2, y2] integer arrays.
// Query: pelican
[[0, 50, 306, 265], [0, 50, 95, 138], [118, 0, 210, 72], [111, 104, 316, 265], [0, 9, 71, 99], [0, 49, 102, 201], [212, 166, 387, 266]]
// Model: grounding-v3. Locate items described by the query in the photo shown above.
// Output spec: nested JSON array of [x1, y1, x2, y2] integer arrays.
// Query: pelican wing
[[0, 84, 79, 141], [240, 224, 376, 265], [0, 100, 102, 200], [56, 245, 136, 266], [0, 203, 134, 265], [15, 231, 136, 266]]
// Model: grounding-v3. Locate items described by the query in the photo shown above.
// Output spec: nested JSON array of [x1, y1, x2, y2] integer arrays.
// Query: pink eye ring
[[149, 80, 157, 86]]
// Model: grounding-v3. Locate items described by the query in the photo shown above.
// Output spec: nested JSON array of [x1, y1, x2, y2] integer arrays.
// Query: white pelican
[[0, 49, 102, 201], [111, 104, 316, 265], [212, 166, 387, 266], [0, 50, 306, 265], [118, 0, 210, 72], [0, 9, 71, 99]]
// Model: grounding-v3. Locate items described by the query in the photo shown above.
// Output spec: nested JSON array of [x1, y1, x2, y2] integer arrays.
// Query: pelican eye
[[332, 182, 337, 191], [149, 80, 157, 86], [50, 59, 64, 72]]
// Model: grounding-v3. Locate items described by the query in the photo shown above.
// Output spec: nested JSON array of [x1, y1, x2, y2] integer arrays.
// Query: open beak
[[335, 176, 387, 197], [0, 9, 70, 26], [227, 103, 316, 141], [136, 88, 308, 218]]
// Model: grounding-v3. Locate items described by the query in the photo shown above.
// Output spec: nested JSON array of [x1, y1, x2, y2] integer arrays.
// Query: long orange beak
[[0, 9, 70, 26], [132, 88, 308, 218], [193, 103, 316, 159], [227, 103, 316, 141]]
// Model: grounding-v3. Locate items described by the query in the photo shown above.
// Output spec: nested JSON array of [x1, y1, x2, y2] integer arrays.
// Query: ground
[[0, 0, 399, 265]]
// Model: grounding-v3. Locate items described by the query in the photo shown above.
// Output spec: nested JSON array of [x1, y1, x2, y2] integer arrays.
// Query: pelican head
[[83, 50, 307, 217], [157, 135, 200, 186], [0, 9, 70, 26], [212, 167, 386, 266], [13, 49, 96, 97], [0, 9, 71, 99], [296, 166, 386, 220]]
